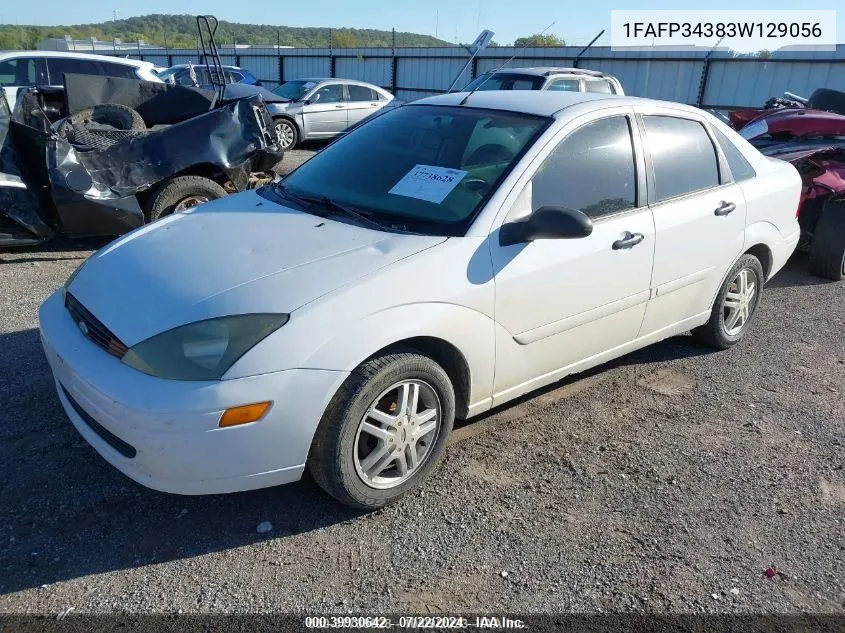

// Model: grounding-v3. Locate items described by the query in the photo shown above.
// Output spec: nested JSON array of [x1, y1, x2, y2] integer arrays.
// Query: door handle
[[334, 104, 345, 108], [714, 201, 736, 216], [612, 232, 645, 250]]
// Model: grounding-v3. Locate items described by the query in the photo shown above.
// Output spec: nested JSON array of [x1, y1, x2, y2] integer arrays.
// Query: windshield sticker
[[388, 165, 468, 204], [303, 82, 317, 90]]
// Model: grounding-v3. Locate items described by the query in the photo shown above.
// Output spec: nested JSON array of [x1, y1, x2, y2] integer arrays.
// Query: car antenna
[[458, 20, 556, 106]]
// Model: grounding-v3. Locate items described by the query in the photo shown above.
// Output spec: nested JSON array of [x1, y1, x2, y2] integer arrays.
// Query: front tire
[[808, 201, 845, 281], [273, 117, 298, 150], [693, 254, 764, 350], [308, 350, 455, 510]]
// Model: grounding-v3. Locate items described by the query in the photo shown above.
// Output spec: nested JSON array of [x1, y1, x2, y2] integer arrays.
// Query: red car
[[730, 89, 845, 280]]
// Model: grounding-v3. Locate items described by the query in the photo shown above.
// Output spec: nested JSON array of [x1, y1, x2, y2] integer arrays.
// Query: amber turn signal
[[219, 401, 272, 427]]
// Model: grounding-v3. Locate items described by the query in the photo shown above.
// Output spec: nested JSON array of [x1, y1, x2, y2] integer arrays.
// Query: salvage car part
[[1, 73, 282, 246]]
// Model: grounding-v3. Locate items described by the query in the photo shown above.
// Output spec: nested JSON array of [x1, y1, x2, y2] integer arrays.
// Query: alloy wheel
[[722, 267, 757, 336], [353, 380, 442, 489], [276, 121, 295, 149]]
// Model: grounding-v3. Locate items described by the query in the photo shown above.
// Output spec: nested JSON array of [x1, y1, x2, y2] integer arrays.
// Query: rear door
[[346, 84, 382, 128], [635, 107, 747, 336], [302, 83, 348, 136]]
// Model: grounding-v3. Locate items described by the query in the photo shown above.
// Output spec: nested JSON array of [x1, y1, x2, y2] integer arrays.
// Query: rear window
[[642, 116, 720, 202], [462, 73, 545, 92]]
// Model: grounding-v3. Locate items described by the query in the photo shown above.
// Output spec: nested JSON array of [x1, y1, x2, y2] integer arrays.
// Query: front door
[[491, 110, 655, 403], [634, 110, 747, 336], [302, 83, 348, 136]]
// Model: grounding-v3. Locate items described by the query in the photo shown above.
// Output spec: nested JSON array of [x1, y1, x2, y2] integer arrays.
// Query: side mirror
[[499, 206, 593, 246], [302, 98, 311, 105]]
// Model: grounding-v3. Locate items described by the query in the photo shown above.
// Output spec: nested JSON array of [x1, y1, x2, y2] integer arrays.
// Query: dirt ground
[[0, 147, 843, 616]]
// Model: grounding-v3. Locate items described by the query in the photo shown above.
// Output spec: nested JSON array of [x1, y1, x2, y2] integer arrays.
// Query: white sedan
[[39, 91, 802, 509]]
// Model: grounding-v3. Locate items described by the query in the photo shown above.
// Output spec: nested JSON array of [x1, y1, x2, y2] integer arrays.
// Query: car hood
[[68, 191, 446, 346]]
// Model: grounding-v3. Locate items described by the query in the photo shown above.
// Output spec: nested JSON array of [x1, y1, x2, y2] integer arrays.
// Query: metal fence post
[[696, 59, 711, 108], [391, 28, 397, 94]]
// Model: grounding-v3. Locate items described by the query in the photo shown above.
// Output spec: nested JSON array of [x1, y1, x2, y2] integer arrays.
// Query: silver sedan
[[266, 78, 395, 149]]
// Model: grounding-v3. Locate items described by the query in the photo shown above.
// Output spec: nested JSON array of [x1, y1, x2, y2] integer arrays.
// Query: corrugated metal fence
[[123, 44, 845, 109]]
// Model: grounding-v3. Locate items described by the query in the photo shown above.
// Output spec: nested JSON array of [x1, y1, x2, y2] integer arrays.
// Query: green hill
[[0, 14, 451, 50]]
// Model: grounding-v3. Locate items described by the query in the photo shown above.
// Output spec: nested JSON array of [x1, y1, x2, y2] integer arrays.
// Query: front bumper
[[38, 289, 349, 495]]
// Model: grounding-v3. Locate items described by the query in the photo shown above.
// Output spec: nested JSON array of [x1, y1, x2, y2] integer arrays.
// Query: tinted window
[[712, 126, 757, 182], [643, 116, 719, 202], [312, 84, 344, 103], [462, 73, 545, 91], [47, 58, 100, 84], [532, 116, 637, 219], [584, 79, 613, 94], [348, 84, 376, 101], [546, 79, 581, 92], [279, 105, 548, 235], [0, 57, 36, 86], [99, 61, 138, 79], [227, 71, 243, 83]]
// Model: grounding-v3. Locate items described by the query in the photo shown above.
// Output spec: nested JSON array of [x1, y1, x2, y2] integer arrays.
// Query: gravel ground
[[1, 148, 843, 616]]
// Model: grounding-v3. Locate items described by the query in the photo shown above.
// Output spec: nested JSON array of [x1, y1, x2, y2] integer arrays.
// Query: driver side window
[[531, 116, 637, 219]]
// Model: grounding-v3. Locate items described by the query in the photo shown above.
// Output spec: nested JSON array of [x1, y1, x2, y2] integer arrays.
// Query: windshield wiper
[[276, 186, 387, 232]]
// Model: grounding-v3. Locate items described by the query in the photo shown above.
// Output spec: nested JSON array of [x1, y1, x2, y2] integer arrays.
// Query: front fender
[[229, 302, 496, 412]]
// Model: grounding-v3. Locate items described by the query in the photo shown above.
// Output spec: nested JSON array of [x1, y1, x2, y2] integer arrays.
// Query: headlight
[[122, 314, 289, 380]]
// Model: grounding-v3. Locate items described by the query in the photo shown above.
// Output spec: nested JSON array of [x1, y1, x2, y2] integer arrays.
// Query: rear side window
[[584, 79, 613, 94], [47, 58, 99, 84], [546, 79, 581, 92], [642, 116, 719, 202], [531, 116, 637, 219], [348, 84, 376, 102], [711, 126, 757, 182], [98, 61, 139, 79]]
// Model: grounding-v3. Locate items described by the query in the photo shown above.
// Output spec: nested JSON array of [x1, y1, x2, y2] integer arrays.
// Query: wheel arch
[[742, 221, 781, 280], [369, 336, 472, 420]]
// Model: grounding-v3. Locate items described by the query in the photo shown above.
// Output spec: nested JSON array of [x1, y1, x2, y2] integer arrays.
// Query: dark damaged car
[[0, 73, 283, 247]]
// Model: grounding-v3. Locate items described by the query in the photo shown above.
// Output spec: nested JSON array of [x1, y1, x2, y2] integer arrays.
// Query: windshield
[[462, 73, 545, 92], [273, 80, 315, 101], [277, 104, 549, 235]]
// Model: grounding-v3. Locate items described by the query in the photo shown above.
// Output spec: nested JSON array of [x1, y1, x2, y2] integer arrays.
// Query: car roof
[[414, 90, 694, 118], [294, 77, 381, 87], [0, 50, 154, 68], [415, 90, 617, 116], [165, 64, 243, 71], [486, 66, 611, 78]]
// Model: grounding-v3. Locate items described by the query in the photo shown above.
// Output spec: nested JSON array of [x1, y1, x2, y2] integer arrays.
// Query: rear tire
[[308, 350, 455, 510], [693, 254, 764, 350], [144, 176, 227, 222], [808, 201, 845, 281]]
